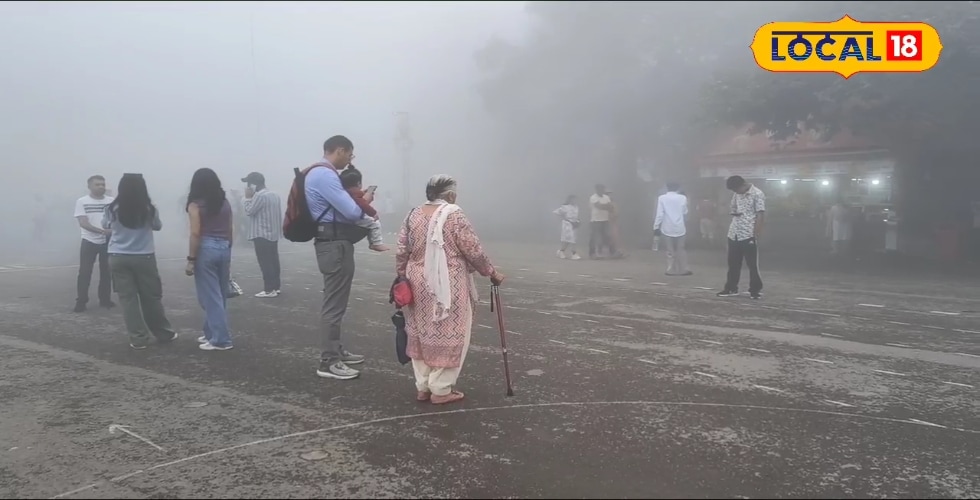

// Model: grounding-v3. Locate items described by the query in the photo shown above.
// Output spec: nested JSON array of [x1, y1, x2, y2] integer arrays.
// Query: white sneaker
[[570, 254, 581, 260], [557, 250, 567, 259], [255, 290, 280, 298], [199, 342, 233, 351], [197, 335, 208, 344]]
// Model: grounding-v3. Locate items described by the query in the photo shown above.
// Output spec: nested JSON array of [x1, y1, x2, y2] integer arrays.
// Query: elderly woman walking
[[395, 175, 504, 405]]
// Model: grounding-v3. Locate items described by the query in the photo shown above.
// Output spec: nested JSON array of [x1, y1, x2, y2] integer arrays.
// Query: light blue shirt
[[304, 158, 363, 223], [102, 205, 162, 254]]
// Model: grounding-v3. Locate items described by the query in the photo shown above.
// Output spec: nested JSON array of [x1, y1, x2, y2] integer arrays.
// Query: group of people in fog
[[549, 175, 767, 299], [67, 134, 501, 406]]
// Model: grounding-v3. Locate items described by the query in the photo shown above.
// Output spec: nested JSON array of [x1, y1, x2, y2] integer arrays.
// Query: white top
[[654, 191, 688, 237], [74, 194, 115, 244], [589, 194, 612, 222]]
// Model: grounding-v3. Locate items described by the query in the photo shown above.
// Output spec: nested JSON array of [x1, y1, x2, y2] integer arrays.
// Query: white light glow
[[821, 180, 830, 186]]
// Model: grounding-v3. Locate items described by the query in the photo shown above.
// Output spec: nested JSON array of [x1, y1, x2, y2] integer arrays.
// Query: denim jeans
[[194, 237, 232, 347]]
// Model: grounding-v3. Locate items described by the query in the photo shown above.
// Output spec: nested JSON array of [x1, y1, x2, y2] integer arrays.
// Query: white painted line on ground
[[587, 348, 610, 354], [696, 339, 723, 345], [820, 333, 843, 338], [539, 311, 552, 316], [637, 358, 657, 365], [584, 319, 599, 324], [824, 400, 855, 408], [954, 352, 980, 358], [374, 302, 385, 306], [753, 385, 785, 393], [888, 321, 911, 326], [614, 324, 634, 330], [872, 369, 907, 377], [367, 282, 377, 286], [519, 268, 530, 271], [922, 325, 945, 330], [108, 424, 165, 452], [885, 343, 912, 349], [747, 348, 770, 353], [546, 271, 559, 274], [548, 340, 566, 345], [578, 274, 592, 278], [478, 324, 493, 329], [613, 278, 632, 281], [942, 381, 974, 388], [558, 315, 573, 319], [650, 282, 668, 286], [811, 311, 841, 318], [656, 332, 674, 337], [954, 329, 980, 334], [804, 358, 834, 365], [517, 276, 525, 279], [796, 297, 820, 301], [354, 298, 364, 301], [930, 311, 960, 316], [908, 418, 947, 429], [693, 287, 714, 290], [858, 304, 885, 308], [636, 291, 650, 294], [693, 371, 717, 379]]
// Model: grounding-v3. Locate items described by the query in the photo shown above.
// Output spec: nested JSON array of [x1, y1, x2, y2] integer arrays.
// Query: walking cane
[[490, 284, 515, 397]]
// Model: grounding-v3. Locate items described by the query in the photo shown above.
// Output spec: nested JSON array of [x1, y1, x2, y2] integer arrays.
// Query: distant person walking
[[307, 135, 368, 380], [396, 175, 504, 404], [241, 172, 284, 298], [697, 197, 718, 246], [73, 175, 115, 313], [588, 184, 617, 259], [654, 182, 692, 276], [553, 195, 581, 260], [185, 168, 235, 351], [827, 198, 852, 256], [717, 175, 765, 299], [103, 173, 177, 349]]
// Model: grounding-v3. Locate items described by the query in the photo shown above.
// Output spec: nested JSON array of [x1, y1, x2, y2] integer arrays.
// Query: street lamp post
[[394, 111, 412, 210]]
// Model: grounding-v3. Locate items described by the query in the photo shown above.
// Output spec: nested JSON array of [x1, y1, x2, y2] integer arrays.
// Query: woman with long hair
[[184, 168, 235, 351], [103, 173, 176, 349], [395, 174, 504, 405]]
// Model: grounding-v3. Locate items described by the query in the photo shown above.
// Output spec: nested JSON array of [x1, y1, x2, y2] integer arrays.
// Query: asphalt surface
[[0, 240, 978, 499]]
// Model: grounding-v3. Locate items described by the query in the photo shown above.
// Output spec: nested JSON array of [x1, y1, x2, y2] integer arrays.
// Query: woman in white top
[[553, 195, 581, 259]]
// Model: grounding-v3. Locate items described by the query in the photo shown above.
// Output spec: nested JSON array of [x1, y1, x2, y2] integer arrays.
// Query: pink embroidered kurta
[[396, 208, 496, 368]]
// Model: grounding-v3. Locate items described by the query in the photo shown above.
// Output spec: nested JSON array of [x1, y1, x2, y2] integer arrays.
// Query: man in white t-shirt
[[654, 182, 692, 276], [73, 175, 115, 312], [588, 184, 616, 259]]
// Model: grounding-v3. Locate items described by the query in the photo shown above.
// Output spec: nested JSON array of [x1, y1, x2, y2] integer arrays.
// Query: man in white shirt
[[588, 184, 616, 259], [654, 182, 692, 276], [73, 175, 115, 312]]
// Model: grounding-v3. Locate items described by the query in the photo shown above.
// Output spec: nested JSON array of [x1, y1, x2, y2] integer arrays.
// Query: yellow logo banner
[[751, 15, 943, 78]]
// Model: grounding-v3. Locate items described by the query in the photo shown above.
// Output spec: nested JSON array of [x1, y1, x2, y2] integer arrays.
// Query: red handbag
[[389, 209, 417, 308]]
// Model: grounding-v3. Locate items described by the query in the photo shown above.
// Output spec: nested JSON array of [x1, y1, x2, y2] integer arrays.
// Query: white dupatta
[[423, 200, 474, 321]]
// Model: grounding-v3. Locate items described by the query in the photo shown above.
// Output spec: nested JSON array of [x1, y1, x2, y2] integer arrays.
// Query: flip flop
[[417, 391, 431, 402], [431, 391, 465, 405]]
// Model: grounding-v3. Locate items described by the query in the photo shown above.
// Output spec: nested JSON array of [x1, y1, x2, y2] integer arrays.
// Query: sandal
[[431, 391, 465, 405], [417, 391, 431, 402]]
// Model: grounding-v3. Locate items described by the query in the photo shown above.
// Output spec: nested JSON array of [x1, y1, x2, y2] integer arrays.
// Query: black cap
[[241, 172, 265, 185]]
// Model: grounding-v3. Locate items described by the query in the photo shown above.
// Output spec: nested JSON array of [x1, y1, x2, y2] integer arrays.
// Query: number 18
[[886, 31, 923, 61]]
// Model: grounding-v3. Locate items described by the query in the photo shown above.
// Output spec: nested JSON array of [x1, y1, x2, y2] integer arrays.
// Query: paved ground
[[0, 240, 978, 499]]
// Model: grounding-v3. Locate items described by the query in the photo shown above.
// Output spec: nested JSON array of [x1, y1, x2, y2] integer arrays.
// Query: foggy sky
[[0, 1, 527, 210]]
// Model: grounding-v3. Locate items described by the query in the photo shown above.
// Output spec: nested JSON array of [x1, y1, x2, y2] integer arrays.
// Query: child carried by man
[[339, 166, 389, 252]]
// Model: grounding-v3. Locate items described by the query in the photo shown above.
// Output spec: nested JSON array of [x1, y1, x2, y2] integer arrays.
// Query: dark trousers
[[109, 254, 175, 346], [589, 221, 615, 257], [724, 237, 763, 294], [77, 239, 111, 305], [253, 238, 281, 292]]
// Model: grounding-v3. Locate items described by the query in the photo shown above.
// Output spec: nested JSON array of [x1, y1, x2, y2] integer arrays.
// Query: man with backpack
[[283, 135, 368, 381]]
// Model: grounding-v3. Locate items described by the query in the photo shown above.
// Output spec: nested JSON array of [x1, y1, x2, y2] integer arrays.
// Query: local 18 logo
[[750, 15, 943, 78]]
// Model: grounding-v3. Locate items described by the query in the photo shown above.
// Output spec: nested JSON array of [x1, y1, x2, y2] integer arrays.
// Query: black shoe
[[73, 303, 86, 313], [750, 292, 762, 300], [717, 290, 738, 297], [100, 300, 116, 309]]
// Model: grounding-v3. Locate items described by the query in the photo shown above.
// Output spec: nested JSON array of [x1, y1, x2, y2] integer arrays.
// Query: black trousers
[[589, 221, 615, 257], [724, 237, 763, 294], [77, 239, 111, 305], [253, 238, 281, 292]]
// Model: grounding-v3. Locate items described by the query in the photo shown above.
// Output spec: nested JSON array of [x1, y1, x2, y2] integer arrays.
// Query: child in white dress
[[553, 195, 581, 260]]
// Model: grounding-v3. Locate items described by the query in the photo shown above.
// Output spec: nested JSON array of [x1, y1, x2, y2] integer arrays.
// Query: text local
[[771, 31, 881, 62]]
